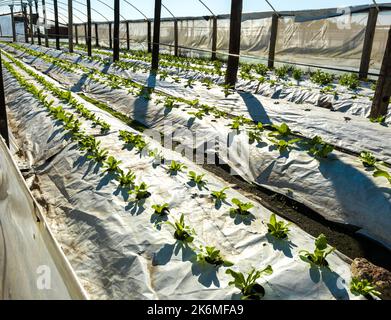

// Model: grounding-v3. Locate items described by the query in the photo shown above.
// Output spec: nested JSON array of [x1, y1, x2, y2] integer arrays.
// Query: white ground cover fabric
[[1, 60, 366, 301], [0, 138, 87, 300], [1, 43, 390, 249]]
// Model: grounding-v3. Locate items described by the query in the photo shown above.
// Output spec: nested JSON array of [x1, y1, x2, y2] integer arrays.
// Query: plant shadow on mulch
[[266, 233, 297, 258]]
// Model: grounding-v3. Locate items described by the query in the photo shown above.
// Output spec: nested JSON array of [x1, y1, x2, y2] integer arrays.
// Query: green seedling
[[373, 169, 391, 184], [166, 214, 196, 243], [197, 246, 233, 267], [310, 70, 334, 86], [350, 277, 381, 298], [267, 214, 290, 240], [167, 160, 187, 175], [188, 171, 208, 187], [300, 234, 335, 267], [339, 73, 359, 90], [129, 182, 151, 201], [116, 170, 136, 188], [226, 266, 273, 300], [360, 151, 377, 167], [211, 187, 229, 202], [308, 136, 334, 158], [103, 156, 122, 173], [152, 203, 170, 216], [230, 198, 254, 216]]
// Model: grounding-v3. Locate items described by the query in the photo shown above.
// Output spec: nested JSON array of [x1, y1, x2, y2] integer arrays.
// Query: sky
[[0, 0, 390, 23]]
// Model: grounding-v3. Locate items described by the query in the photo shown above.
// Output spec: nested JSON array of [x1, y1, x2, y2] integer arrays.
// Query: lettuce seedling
[[292, 68, 303, 82], [271, 138, 301, 152], [152, 203, 170, 216], [116, 170, 136, 188], [310, 70, 334, 86], [188, 171, 208, 187], [99, 122, 111, 134], [159, 70, 169, 81], [211, 187, 229, 202], [129, 182, 151, 201], [167, 214, 196, 243], [360, 151, 377, 167], [103, 156, 122, 173], [373, 169, 391, 184], [87, 148, 108, 163], [308, 136, 334, 158], [300, 234, 335, 267], [275, 65, 290, 79], [267, 214, 290, 239], [188, 110, 206, 120], [167, 160, 187, 175], [269, 123, 292, 137], [254, 64, 269, 76], [197, 246, 233, 267], [248, 130, 263, 144], [201, 78, 214, 90], [369, 115, 386, 124], [350, 277, 381, 298], [222, 84, 234, 98], [226, 266, 273, 300], [164, 98, 178, 110], [339, 73, 359, 90], [184, 78, 195, 88], [230, 199, 254, 216]]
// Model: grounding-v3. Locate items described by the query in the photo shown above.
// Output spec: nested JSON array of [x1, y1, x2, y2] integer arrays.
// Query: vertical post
[[86, 0, 92, 56], [109, 23, 112, 49], [113, 0, 120, 61], [75, 25, 78, 45], [268, 13, 279, 69], [225, 0, 243, 87], [34, 0, 41, 45], [174, 20, 179, 57], [9, 5, 16, 42], [53, 0, 60, 49], [370, 27, 391, 118], [147, 20, 152, 53], [0, 53, 9, 147], [151, 0, 162, 71], [95, 23, 99, 47], [126, 21, 130, 50], [28, 1, 34, 44], [68, 0, 73, 52], [42, 0, 49, 47], [84, 23, 87, 46], [22, 3, 29, 43], [359, 7, 379, 79], [211, 16, 217, 60]]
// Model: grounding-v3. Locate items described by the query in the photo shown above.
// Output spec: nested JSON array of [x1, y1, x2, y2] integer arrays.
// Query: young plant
[[103, 156, 122, 173], [201, 78, 214, 90], [152, 203, 170, 216], [350, 277, 381, 298], [300, 234, 335, 267], [116, 170, 136, 188], [254, 63, 269, 76], [275, 65, 290, 79], [267, 214, 290, 239], [292, 68, 303, 82], [271, 138, 301, 152], [167, 214, 196, 243], [369, 115, 386, 124], [197, 246, 233, 267], [308, 136, 334, 158], [188, 171, 208, 187], [269, 122, 292, 137], [129, 182, 151, 201], [248, 130, 263, 145], [164, 97, 178, 110], [167, 160, 187, 175], [360, 151, 377, 167], [310, 70, 334, 86], [88, 148, 108, 163], [211, 187, 229, 202], [373, 168, 391, 184], [226, 266, 273, 300], [339, 73, 359, 90], [230, 198, 254, 216], [188, 109, 206, 120], [184, 78, 195, 88], [222, 84, 234, 98]]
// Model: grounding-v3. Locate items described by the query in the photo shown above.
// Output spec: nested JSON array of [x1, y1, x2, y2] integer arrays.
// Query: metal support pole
[[42, 0, 49, 47], [34, 0, 41, 45], [359, 7, 379, 79], [147, 20, 152, 53], [86, 0, 92, 56], [109, 22, 112, 49], [151, 0, 161, 71], [22, 3, 29, 43], [54, 0, 60, 49], [0, 53, 9, 148], [370, 27, 391, 118], [225, 0, 243, 87], [9, 5, 16, 42], [68, 0, 74, 52], [95, 23, 99, 47], [211, 16, 217, 60], [174, 20, 179, 56], [84, 23, 87, 46], [28, 1, 34, 44], [268, 13, 279, 69], [113, 0, 120, 61], [75, 25, 78, 45], [126, 21, 130, 50]]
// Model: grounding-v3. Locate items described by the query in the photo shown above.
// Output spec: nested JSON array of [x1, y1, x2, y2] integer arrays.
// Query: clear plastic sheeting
[[275, 13, 368, 70], [0, 138, 87, 300], [1, 64, 363, 300]]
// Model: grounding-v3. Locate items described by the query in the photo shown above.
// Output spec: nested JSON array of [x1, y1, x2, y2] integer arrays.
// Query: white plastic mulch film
[[0, 138, 87, 300]]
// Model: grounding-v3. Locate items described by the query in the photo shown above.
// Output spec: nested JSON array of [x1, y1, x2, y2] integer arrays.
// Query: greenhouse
[[0, 0, 390, 301]]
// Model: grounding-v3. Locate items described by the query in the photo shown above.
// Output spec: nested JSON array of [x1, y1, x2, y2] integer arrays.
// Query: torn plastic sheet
[[2, 65, 364, 300], [2, 45, 390, 250], [0, 138, 87, 300]]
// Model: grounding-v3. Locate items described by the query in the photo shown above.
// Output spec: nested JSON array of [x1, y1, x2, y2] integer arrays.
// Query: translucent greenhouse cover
[[0, 137, 87, 299]]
